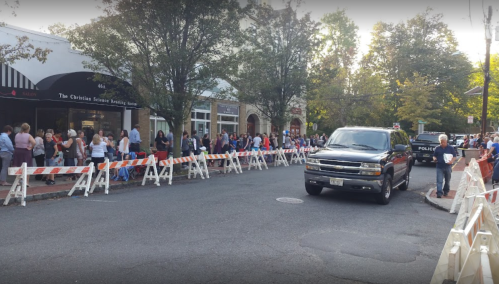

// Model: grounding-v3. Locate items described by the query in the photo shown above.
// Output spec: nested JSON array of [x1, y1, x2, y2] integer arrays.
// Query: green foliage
[[67, 0, 243, 161], [225, 0, 319, 147], [361, 8, 473, 131], [396, 73, 440, 131], [0, 1, 52, 65]]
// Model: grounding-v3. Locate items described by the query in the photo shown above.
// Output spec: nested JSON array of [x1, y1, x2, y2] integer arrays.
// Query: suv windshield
[[415, 134, 441, 143], [326, 130, 389, 150]]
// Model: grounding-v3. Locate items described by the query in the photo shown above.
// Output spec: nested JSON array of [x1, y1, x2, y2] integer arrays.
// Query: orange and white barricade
[[274, 148, 289, 167], [158, 154, 204, 185], [4, 162, 94, 206], [290, 148, 306, 165], [204, 153, 231, 176], [91, 155, 159, 195], [223, 151, 240, 174], [187, 153, 205, 179], [229, 151, 243, 173], [248, 149, 262, 171], [431, 196, 499, 283], [196, 152, 210, 178]]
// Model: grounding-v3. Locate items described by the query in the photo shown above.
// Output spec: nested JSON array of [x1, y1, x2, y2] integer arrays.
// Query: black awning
[[36, 72, 140, 109]]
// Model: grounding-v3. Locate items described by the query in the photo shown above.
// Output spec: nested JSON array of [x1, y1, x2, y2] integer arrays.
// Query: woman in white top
[[114, 130, 129, 177], [89, 134, 107, 174], [33, 129, 45, 180]]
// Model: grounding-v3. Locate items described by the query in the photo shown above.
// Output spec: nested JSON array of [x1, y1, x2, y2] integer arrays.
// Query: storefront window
[[68, 108, 122, 144], [37, 108, 68, 136], [149, 116, 169, 146]]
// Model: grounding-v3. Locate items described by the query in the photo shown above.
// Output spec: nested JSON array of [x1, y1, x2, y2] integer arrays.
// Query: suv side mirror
[[394, 144, 406, 152]]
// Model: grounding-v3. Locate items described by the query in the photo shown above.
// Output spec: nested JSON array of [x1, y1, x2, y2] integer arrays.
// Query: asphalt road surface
[[0, 163, 454, 284]]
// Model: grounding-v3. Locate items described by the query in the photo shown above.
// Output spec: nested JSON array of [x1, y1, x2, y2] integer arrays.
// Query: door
[[390, 132, 404, 181], [247, 115, 255, 137], [290, 118, 301, 137]]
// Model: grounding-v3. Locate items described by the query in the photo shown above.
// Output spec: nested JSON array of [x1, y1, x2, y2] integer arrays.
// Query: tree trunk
[[172, 124, 184, 173]]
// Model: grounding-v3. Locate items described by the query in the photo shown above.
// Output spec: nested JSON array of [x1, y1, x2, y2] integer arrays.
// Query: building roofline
[[2, 23, 68, 42]]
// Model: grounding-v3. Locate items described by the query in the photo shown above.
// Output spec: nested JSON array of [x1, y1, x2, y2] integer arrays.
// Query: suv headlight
[[307, 158, 320, 164], [306, 158, 320, 171], [360, 163, 381, 176]]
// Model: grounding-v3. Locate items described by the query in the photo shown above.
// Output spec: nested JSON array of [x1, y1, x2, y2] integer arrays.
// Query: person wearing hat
[[129, 124, 142, 152]]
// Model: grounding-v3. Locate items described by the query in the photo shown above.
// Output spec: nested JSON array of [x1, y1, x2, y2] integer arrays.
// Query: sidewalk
[[0, 158, 284, 206], [424, 157, 494, 212]]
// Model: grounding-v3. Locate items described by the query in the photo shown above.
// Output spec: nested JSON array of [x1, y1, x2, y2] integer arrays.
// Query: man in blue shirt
[[129, 124, 142, 152], [0, 125, 14, 186], [433, 134, 456, 198]]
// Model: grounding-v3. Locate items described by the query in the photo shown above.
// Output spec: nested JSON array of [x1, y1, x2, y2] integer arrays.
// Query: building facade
[[0, 24, 138, 143]]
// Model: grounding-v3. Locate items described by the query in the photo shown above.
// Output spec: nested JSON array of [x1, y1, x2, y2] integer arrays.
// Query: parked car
[[304, 127, 413, 205]]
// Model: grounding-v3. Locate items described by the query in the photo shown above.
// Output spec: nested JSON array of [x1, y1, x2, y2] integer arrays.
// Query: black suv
[[304, 127, 413, 205]]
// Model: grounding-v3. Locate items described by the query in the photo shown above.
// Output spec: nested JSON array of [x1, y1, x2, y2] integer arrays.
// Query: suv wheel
[[375, 175, 392, 205], [398, 169, 410, 191], [305, 183, 323, 195]]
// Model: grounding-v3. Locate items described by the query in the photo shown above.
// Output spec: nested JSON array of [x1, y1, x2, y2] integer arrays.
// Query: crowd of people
[[0, 121, 330, 186], [0, 123, 144, 187]]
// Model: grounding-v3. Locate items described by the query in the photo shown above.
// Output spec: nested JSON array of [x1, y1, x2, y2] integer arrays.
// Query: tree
[[0, 1, 51, 64], [397, 73, 440, 132], [361, 8, 472, 131], [225, 1, 319, 147], [67, 0, 242, 163]]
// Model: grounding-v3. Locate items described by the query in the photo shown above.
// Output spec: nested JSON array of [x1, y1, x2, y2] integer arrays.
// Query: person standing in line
[[53, 129, 64, 167], [0, 125, 14, 186], [76, 130, 87, 171], [166, 129, 174, 154], [284, 134, 291, 149], [192, 130, 201, 155], [181, 131, 190, 168], [432, 134, 456, 198], [214, 133, 223, 167], [13, 123, 36, 187], [33, 129, 45, 180], [89, 134, 108, 175], [114, 130, 129, 178], [462, 135, 469, 158], [252, 133, 262, 152], [129, 124, 141, 152], [61, 129, 78, 181], [221, 129, 229, 154], [44, 133, 58, 185], [106, 133, 115, 161], [154, 130, 168, 152]]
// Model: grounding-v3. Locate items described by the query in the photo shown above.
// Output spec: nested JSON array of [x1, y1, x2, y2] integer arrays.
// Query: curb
[[424, 187, 450, 212], [1, 169, 223, 206]]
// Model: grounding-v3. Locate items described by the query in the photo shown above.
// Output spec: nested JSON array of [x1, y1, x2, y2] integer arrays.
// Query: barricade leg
[[68, 163, 94, 197], [3, 163, 26, 206], [142, 155, 160, 186]]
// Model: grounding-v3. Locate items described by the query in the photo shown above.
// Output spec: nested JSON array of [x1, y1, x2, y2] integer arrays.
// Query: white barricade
[[158, 154, 205, 185], [450, 158, 487, 214], [91, 155, 159, 195], [431, 195, 499, 283], [4, 162, 94, 206], [274, 148, 289, 167], [223, 151, 240, 174], [457, 231, 499, 284], [248, 149, 262, 171], [258, 149, 269, 170], [197, 152, 210, 178], [230, 151, 243, 173], [290, 148, 306, 164]]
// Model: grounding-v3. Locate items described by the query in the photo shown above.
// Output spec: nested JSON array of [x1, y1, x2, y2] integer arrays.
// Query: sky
[[1, 0, 498, 65]]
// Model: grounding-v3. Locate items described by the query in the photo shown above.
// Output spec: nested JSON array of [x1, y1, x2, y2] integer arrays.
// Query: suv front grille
[[318, 159, 362, 175]]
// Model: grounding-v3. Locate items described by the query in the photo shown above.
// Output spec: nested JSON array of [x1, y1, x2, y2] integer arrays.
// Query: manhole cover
[[276, 197, 303, 204]]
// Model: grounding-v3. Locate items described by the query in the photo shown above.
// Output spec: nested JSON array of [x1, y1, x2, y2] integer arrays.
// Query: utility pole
[[482, 6, 492, 136]]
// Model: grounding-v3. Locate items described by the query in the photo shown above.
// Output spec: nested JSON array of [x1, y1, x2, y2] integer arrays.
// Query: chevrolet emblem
[[333, 165, 344, 170]]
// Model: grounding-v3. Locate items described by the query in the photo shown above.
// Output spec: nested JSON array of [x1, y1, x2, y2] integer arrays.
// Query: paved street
[[0, 163, 454, 284]]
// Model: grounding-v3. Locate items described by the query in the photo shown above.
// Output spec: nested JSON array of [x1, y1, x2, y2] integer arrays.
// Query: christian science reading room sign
[[36, 72, 140, 109]]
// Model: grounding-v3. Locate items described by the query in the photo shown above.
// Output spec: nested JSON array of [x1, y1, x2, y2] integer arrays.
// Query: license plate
[[330, 178, 344, 186], [423, 154, 431, 157]]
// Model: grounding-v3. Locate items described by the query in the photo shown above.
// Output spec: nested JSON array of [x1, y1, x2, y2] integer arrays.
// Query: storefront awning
[[0, 64, 39, 100], [36, 72, 140, 109]]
